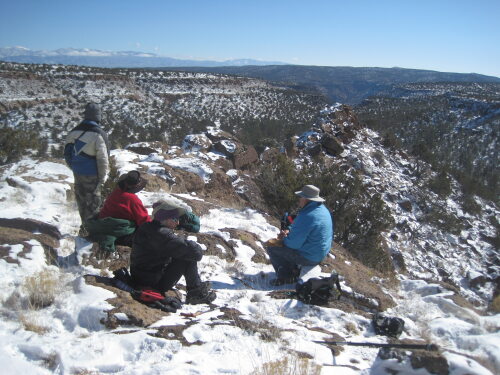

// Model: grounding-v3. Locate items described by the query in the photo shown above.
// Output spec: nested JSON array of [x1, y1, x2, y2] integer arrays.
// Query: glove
[[93, 182, 103, 196], [162, 296, 182, 310], [151, 296, 182, 313]]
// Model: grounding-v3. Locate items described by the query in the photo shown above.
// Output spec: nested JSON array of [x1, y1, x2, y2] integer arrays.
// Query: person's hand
[[278, 229, 289, 240], [93, 182, 103, 196]]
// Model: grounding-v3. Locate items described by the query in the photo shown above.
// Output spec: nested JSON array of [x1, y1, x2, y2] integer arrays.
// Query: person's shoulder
[[138, 220, 156, 230]]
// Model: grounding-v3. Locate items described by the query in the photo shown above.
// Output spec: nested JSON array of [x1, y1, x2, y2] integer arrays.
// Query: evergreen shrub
[[0, 126, 42, 165]]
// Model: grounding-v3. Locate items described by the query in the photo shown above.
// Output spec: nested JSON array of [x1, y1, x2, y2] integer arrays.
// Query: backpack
[[372, 313, 405, 337], [295, 272, 342, 305], [178, 212, 200, 233], [131, 289, 182, 313], [280, 212, 296, 230]]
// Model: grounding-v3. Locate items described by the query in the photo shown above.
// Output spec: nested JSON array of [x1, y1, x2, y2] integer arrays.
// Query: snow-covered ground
[[0, 145, 499, 375]]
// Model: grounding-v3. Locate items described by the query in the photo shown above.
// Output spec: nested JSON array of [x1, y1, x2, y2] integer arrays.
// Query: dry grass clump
[[344, 321, 359, 335], [490, 295, 500, 314], [225, 260, 246, 276], [41, 351, 59, 371], [71, 368, 101, 375], [22, 269, 60, 309], [250, 356, 321, 375], [232, 312, 282, 342], [18, 312, 51, 334]]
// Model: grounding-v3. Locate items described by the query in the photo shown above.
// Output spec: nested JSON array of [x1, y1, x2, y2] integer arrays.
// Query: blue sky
[[1, 0, 499, 77]]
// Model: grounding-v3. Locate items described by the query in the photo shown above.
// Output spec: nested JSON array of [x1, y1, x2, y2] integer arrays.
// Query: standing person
[[130, 200, 216, 304], [64, 103, 109, 236], [86, 170, 150, 251], [266, 185, 334, 286]]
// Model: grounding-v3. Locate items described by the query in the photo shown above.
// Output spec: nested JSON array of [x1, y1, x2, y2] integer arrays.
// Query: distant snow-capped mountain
[[0, 46, 286, 67]]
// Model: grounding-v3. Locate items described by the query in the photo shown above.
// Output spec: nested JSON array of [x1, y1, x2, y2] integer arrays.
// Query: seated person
[[130, 200, 216, 304], [266, 185, 334, 286], [87, 170, 149, 251], [151, 197, 201, 233]]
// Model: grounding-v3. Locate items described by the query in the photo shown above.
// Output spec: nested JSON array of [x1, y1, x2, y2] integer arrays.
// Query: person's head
[[295, 185, 325, 207], [152, 201, 181, 229], [117, 170, 147, 193], [84, 103, 101, 123]]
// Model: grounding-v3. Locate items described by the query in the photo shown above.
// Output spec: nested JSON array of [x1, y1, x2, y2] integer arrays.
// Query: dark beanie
[[84, 103, 101, 123]]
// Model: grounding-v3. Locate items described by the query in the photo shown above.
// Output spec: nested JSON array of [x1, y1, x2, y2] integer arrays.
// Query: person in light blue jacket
[[266, 185, 334, 286]]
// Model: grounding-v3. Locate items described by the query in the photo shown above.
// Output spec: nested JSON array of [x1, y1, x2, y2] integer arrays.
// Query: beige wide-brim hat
[[295, 184, 325, 202]]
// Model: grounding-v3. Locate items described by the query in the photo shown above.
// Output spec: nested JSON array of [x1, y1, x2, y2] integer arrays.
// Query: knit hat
[[295, 185, 325, 202], [118, 170, 147, 193], [84, 103, 101, 123], [152, 201, 181, 222]]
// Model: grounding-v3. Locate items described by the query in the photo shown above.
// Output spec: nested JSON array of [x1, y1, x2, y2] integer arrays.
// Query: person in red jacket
[[98, 170, 150, 246]]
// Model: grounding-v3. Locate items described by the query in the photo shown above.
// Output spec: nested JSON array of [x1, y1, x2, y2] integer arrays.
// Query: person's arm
[[129, 196, 151, 226], [283, 214, 312, 249], [157, 228, 203, 261], [95, 135, 109, 184]]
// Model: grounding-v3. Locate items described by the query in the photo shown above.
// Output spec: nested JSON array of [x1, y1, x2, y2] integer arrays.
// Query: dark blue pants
[[266, 245, 318, 279], [132, 259, 201, 293]]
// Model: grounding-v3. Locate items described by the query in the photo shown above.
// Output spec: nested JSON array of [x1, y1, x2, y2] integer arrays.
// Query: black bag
[[295, 272, 342, 305], [372, 313, 405, 337]]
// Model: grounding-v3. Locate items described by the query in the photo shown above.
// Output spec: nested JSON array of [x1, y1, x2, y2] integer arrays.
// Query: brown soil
[[0, 219, 61, 265], [85, 275, 169, 328]]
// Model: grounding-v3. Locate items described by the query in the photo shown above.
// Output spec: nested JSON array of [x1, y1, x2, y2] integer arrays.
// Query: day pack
[[280, 212, 296, 230], [133, 289, 165, 303], [178, 212, 201, 233], [295, 272, 342, 305], [372, 313, 405, 337], [132, 289, 182, 313]]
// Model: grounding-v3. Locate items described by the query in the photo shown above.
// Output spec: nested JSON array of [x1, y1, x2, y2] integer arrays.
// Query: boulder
[[126, 141, 166, 155], [398, 199, 413, 212], [0, 217, 61, 240], [321, 134, 344, 156], [182, 134, 212, 152], [213, 140, 239, 157], [260, 147, 281, 164], [307, 143, 322, 157], [377, 346, 449, 375], [205, 128, 238, 143], [233, 145, 258, 169]]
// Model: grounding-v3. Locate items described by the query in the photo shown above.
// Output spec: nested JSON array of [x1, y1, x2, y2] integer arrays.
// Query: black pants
[[132, 259, 201, 293], [115, 232, 135, 247]]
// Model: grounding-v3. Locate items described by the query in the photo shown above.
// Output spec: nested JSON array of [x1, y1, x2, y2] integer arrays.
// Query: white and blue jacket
[[64, 120, 110, 181], [283, 202, 334, 263]]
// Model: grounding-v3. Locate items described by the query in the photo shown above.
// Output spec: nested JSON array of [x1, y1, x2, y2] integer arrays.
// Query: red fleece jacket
[[99, 188, 151, 226]]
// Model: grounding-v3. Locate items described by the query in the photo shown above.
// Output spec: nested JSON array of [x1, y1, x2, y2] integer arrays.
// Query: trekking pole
[[314, 341, 439, 351]]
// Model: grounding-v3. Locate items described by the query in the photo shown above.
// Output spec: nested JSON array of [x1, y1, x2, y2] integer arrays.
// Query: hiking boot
[[270, 276, 298, 286], [78, 225, 89, 238], [186, 283, 216, 305]]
